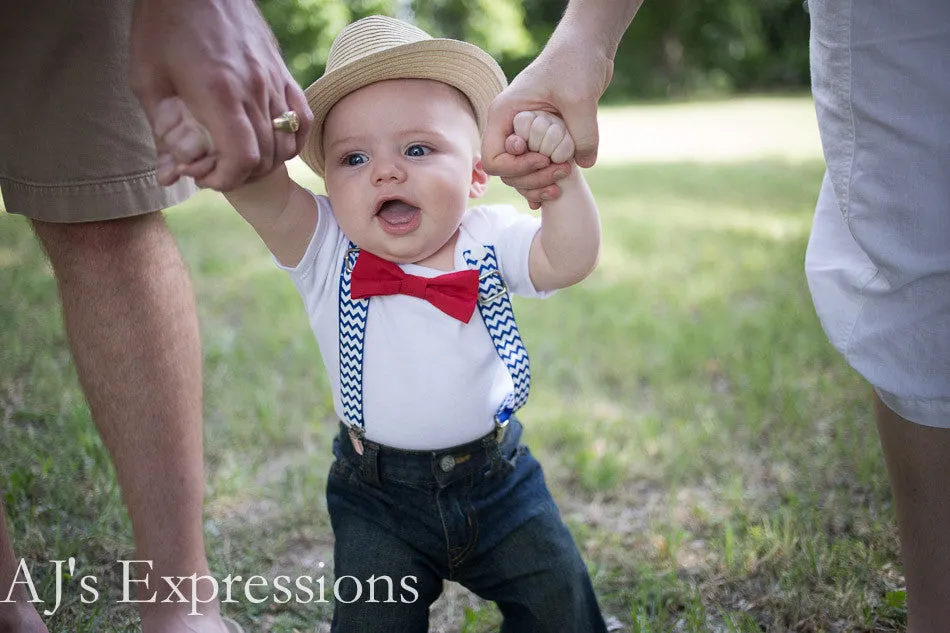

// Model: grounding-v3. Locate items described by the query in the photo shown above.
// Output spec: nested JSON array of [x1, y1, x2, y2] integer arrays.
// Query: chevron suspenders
[[338, 244, 531, 453], [462, 245, 531, 428], [339, 245, 369, 436]]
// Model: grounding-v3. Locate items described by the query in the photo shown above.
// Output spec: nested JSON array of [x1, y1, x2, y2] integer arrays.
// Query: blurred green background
[[259, 0, 811, 100]]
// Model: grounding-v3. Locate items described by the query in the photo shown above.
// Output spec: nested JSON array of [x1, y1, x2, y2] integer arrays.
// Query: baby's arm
[[511, 112, 601, 292], [224, 166, 318, 268], [153, 96, 317, 267]]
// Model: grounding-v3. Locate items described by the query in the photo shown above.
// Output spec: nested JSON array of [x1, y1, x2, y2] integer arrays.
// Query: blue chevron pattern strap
[[338, 243, 368, 432], [462, 245, 531, 426], [337, 244, 531, 440]]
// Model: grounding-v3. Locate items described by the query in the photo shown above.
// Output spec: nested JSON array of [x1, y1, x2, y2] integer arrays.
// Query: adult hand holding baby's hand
[[130, 0, 313, 191], [151, 97, 217, 186], [504, 111, 575, 209], [482, 30, 612, 208], [512, 111, 575, 165]]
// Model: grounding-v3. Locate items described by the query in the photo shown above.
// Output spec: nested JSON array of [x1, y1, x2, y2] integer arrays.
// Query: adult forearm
[[555, 0, 643, 60]]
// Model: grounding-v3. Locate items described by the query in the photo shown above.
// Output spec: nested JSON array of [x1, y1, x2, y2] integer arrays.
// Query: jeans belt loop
[[360, 440, 382, 487]]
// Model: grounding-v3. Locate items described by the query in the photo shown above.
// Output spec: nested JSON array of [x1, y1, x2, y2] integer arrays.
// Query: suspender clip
[[493, 414, 510, 444], [347, 424, 366, 455], [344, 246, 361, 273], [478, 269, 508, 305]]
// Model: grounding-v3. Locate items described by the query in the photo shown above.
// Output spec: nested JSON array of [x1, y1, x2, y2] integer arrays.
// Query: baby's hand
[[152, 96, 217, 185], [506, 111, 575, 165], [502, 111, 574, 208]]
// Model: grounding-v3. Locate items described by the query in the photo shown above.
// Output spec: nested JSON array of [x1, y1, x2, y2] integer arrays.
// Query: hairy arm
[[558, 0, 643, 64]]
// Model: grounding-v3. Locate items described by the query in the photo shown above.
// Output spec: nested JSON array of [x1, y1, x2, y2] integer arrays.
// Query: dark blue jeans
[[326, 419, 607, 633]]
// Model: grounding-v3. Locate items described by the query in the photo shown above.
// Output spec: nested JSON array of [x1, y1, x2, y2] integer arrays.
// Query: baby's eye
[[405, 144, 430, 158], [344, 153, 368, 166]]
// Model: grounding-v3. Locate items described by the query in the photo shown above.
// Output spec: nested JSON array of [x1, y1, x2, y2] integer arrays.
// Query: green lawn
[[0, 98, 906, 632]]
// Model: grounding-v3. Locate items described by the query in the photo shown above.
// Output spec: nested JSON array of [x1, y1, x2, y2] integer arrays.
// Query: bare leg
[[0, 504, 48, 633], [30, 214, 227, 633], [873, 391, 950, 633]]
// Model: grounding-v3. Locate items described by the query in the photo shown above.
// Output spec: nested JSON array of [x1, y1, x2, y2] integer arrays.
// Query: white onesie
[[278, 193, 550, 449]]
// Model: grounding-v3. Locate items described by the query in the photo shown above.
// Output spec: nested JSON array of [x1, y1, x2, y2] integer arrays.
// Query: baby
[[161, 15, 605, 632]]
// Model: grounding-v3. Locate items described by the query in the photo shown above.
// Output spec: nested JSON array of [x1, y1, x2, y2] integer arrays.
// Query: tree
[[258, 0, 810, 100], [258, 0, 533, 89]]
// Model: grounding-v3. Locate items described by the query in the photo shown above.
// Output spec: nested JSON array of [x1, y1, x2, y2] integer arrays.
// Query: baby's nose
[[373, 160, 405, 184]]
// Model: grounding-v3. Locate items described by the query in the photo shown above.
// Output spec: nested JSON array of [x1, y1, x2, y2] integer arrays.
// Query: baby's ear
[[469, 159, 489, 199]]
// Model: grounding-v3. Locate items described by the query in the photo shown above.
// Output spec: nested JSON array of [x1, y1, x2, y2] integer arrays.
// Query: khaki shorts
[[0, 1, 195, 223]]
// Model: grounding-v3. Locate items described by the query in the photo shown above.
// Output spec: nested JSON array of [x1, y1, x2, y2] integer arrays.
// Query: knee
[[31, 213, 173, 275]]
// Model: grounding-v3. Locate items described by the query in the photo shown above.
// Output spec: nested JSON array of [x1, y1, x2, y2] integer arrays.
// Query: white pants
[[805, 0, 950, 426]]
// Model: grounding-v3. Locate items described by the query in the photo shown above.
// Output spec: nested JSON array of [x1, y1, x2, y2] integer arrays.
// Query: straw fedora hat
[[300, 15, 507, 177]]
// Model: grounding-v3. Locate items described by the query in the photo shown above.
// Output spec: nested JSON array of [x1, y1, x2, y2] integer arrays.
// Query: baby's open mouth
[[376, 199, 419, 225]]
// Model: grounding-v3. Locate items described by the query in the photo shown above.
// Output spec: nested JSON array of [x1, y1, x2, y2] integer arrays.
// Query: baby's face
[[322, 79, 486, 269]]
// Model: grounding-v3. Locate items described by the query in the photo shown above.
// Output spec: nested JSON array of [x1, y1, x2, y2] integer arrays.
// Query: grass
[[0, 97, 906, 632]]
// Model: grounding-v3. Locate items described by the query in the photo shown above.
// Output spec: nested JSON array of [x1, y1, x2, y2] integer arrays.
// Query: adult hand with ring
[[151, 105, 307, 186], [130, 0, 314, 191]]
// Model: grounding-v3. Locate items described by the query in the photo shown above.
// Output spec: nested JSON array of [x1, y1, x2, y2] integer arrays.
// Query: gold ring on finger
[[272, 110, 300, 133]]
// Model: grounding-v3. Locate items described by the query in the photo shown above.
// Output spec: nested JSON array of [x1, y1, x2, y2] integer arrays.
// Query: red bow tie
[[349, 250, 480, 323]]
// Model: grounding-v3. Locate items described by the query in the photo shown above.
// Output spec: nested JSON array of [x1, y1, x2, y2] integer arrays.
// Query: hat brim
[[301, 39, 507, 177]]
